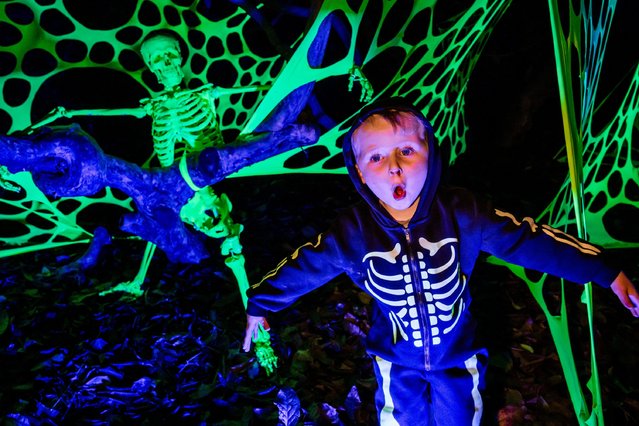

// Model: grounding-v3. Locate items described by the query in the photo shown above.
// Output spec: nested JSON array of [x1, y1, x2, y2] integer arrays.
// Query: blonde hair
[[352, 109, 427, 159]]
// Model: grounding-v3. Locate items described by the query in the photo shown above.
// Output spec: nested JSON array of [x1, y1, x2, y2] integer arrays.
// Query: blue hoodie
[[246, 97, 619, 370]]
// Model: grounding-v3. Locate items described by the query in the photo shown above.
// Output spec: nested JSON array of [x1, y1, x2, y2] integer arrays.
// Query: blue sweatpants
[[372, 352, 487, 425]]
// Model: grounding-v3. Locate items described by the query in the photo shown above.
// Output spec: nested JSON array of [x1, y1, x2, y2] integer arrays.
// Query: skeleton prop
[[348, 65, 374, 103], [19, 21, 332, 374], [1, 124, 313, 374], [25, 32, 270, 300], [25, 34, 276, 306]]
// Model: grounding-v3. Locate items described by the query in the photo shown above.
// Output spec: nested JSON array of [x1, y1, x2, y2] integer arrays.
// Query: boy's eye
[[369, 154, 382, 163], [400, 147, 415, 156]]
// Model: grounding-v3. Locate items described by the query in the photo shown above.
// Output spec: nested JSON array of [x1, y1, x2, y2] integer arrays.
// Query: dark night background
[[2, 1, 639, 425]]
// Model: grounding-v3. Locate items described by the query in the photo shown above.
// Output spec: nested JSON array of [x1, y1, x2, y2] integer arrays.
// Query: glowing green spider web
[[489, 1, 639, 424], [236, 0, 512, 175], [0, 0, 283, 258], [0, 0, 511, 259], [0, 170, 132, 256]]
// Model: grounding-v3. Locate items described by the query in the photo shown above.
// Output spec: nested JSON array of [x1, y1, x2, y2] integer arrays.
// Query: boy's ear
[[355, 164, 366, 184]]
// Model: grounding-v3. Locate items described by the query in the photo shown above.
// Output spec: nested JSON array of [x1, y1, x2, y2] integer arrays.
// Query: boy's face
[[353, 112, 429, 213]]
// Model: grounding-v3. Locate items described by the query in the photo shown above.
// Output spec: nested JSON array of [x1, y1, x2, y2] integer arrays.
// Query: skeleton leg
[[180, 187, 277, 374], [99, 242, 156, 297], [224, 253, 277, 374], [216, 196, 277, 374], [215, 195, 278, 375], [208, 194, 253, 308]]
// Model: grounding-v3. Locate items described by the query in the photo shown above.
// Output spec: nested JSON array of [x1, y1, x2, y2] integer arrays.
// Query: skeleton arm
[[26, 106, 148, 132], [210, 84, 270, 98]]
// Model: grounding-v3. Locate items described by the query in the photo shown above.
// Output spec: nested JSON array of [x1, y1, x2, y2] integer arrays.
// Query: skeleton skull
[[141, 34, 185, 90]]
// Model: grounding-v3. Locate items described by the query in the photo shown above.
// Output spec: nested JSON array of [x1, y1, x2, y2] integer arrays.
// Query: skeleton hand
[[53, 106, 69, 118], [348, 65, 374, 103], [27, 106, 69, 132], [610, 271, 639, 317], [42, 106, 69, 122]]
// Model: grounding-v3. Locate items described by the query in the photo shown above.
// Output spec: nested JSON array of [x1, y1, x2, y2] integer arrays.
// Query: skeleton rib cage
[[142, 84, 224, 167], [139, 83, 242, 257], [363, 237, 466, 347]]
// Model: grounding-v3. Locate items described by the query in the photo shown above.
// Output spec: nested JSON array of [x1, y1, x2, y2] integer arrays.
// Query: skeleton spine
[[404, 227, 431, 370]]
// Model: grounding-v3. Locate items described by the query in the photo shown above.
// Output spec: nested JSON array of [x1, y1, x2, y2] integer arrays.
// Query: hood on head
[[342, 96, 442, 225]]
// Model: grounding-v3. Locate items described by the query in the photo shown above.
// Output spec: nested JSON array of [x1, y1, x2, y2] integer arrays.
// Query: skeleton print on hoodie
[[246, 97, 619, 371]]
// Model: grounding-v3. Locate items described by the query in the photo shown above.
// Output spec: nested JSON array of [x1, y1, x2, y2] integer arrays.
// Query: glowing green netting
[[540, 2, 639, 250], [236, 0, 512, 176], [0, 170, 131, 257], [491, 1, 639, 424], [0, 0, 510, 254], [1, 0, 276, 134], [0, 0, 277, 257]]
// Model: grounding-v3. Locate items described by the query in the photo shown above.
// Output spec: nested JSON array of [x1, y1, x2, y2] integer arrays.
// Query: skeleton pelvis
[[179, 186, 236, 240]]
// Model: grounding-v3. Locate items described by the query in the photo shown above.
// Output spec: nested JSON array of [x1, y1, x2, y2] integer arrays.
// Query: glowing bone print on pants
[[362, 237, 466, 348]]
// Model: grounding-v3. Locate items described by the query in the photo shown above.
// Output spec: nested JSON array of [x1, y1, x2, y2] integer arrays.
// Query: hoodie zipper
[[403, 227, 431, 370]]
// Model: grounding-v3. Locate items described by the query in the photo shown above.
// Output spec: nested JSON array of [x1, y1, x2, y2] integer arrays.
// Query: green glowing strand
[[233, 0, 513, 176], [491, 1, 639, 424], [547, 1, 598, 420], [0, 170, 96, 256]]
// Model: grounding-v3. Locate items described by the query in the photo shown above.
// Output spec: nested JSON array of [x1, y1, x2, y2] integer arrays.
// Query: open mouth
[[392, 185, 406, 201]]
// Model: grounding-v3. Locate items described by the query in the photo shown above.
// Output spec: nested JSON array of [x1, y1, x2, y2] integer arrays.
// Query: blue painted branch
[[0, 123, 318, 263]]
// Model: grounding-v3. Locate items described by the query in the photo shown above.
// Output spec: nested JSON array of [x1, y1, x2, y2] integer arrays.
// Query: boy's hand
[[243, 314, 270, 352], [610, 271, 639, 318]]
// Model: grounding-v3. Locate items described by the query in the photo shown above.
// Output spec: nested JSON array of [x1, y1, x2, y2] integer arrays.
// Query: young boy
[[242, 97, 639, 425]]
